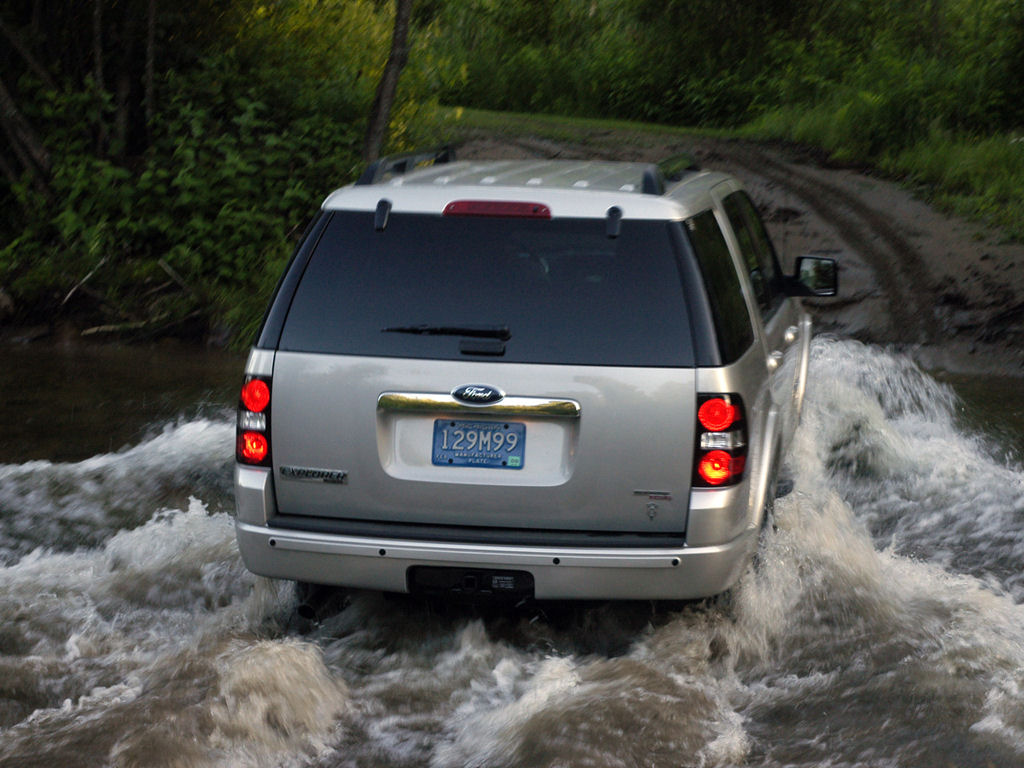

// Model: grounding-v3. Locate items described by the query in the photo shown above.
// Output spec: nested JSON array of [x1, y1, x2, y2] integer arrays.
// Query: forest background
[[2, 0, 1023, 345]]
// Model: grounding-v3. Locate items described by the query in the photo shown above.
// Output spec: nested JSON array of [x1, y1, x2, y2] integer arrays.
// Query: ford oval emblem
[[452, 384, 504, 405]]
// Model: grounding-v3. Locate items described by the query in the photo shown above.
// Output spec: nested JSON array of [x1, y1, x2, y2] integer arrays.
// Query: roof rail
[[641, 165, 665, 195], [658, 152, 701, 182], [356, 146, 455, 186]]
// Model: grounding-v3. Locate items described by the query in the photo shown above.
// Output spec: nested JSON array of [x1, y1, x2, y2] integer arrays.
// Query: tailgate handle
[[377, 392, 581, 419]]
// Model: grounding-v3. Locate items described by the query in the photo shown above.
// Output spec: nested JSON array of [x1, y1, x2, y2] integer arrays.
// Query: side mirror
[[790, 255, 838, 297]]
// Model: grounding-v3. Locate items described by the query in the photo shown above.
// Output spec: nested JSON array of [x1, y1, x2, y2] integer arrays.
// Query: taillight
[[694, 394, 746, 487], [239, 431, 269, 463], [241, 379, 270, 413], [236, 375, 272, 466], [698, 397, 737, 432]]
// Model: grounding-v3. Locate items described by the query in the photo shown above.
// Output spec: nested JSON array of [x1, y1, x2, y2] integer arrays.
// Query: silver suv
[[234, 149, 836, 601]]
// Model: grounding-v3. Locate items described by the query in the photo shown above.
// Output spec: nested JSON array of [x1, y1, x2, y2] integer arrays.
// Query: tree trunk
[[93, 0, 108, 155], [93, 0, 105, 91], [0, 141, 20, 189], [145, 0, 156, 144], [114, 71, 131, 156], [929, 0, 943, 55], [362, 0, 413, 163], [0, 73, 51, 173], [0, 16, 57, 90], [0, 73, 52, 200]]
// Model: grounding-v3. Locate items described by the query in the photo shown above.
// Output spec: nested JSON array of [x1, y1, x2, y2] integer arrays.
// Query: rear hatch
[[268, 208, 698, 536]]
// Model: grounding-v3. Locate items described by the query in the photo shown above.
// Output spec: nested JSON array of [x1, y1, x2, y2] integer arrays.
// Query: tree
[[0, 72, 51, 198], [0, 15, 53, 197], [362, 0, 413, 163]]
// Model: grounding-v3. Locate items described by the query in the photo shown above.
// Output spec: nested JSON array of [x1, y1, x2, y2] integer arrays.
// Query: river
[[1, 338, 1022, 767]]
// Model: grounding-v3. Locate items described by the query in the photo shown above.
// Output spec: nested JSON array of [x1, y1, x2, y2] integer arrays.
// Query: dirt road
[[457, 129, 1024, 377]]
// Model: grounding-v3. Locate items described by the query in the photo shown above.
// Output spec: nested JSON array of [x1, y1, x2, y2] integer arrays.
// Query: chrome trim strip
[[377, 392, 581, 419], [239, 521, 748, 567]]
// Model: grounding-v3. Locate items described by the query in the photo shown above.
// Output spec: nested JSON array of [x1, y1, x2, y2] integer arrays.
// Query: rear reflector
[[443, 200, 551, 219]]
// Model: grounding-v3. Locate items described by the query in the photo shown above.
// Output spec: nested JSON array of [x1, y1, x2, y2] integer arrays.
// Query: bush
[[0, 0, 448, 344]]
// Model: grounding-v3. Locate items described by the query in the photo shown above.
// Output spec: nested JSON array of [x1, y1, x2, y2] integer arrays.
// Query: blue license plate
[[432, 419, 525, 469]]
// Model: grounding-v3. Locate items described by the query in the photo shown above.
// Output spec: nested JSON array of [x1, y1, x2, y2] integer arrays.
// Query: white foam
[[0, 418, 235, 562], [797, 338, 1024, 598], [3, 340, 1024, 766]]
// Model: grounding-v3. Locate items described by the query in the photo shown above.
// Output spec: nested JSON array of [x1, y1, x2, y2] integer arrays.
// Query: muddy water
[[0, 344, 244, 464], [1, 339, 1022, 767]]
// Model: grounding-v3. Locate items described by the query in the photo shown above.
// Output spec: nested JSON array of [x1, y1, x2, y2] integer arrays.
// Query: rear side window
[[278, 211, 695, 366], [723, 191, 783, 319], [685, 210, 754, 364]]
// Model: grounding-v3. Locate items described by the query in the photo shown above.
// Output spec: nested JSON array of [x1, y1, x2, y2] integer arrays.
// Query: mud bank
[[457, 130, 1024, 378]]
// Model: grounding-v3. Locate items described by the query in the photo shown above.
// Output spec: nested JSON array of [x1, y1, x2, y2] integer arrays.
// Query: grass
[[889, 133, 1024, 241], [428, 106, 734, 146]]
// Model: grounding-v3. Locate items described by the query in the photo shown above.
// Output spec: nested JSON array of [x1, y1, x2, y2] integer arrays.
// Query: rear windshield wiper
[[382, 324, 511, 341]]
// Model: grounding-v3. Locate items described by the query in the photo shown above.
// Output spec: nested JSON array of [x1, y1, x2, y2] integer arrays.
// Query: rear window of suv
[[278, 211, 696, 367]]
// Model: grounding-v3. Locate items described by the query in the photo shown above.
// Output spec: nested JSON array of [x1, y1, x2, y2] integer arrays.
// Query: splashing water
[[1, 338, 1022, 767], [0, 419, 235, 564]]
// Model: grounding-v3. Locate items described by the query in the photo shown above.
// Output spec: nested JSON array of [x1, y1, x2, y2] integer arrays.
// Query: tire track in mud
[[719, 142, 938, 345], [479, 133, 939, 345]]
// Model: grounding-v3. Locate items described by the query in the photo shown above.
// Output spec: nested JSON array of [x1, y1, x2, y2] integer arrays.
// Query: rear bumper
[[235, 519, 756, 601], [235, 464, 757, 600]]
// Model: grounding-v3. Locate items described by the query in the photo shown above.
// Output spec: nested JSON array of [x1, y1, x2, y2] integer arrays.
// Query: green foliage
[[753, 1, 1024, 155], [436, 0, 807, 126], [0, 0, 447, 343], [437, 0, 1024, 161], [891, 132, 1024, 241], [4, 0, 1024, 345], [736, 1, 1024, 246]]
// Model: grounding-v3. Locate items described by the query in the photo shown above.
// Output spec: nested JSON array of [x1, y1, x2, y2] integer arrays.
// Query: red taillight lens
[[237, 376, 271, 466], [698, 450, 744, 486], [239, 432, 269, 463], [241, 379, 270, 413], [694, 394, 746, 487], [698, 398, 737, 432]]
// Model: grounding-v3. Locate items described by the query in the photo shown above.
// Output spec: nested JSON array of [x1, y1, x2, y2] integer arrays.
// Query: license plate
[[432, 419, 525, 469]]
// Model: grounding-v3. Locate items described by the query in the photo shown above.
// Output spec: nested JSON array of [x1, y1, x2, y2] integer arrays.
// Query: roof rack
[[356, 146, 455, 186], [641, 165, 665, 195]]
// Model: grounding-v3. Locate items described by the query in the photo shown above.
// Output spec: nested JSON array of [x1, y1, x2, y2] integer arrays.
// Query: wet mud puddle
[[1, 339, 1022, 767]]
